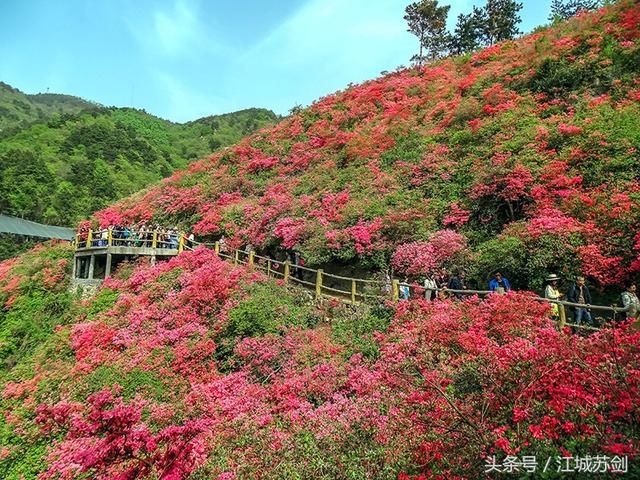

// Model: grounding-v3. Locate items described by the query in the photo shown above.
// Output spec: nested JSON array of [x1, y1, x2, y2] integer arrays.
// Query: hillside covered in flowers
[[1, 242, 639, 479], [1, 2, 640, 479], [92, 1, 640, 294]]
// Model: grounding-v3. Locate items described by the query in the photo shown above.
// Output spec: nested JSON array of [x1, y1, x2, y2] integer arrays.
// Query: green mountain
[[0, 82, 95, 134], [0, 84, 279, 226], [0, 83, 279, 259]]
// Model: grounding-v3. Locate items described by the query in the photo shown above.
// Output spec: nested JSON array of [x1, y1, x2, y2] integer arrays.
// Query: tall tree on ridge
[[450, 7, 484, 55], [479, 0, 523, 46], [549, 0, 602, 22], [405, 0, 451, 65]]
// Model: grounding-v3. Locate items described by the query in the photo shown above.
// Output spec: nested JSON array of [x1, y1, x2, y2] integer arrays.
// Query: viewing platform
[[72, 228, 185, 287]]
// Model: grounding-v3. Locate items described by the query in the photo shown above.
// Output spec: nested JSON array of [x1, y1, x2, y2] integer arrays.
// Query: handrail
[[76, 234, 630, 330], [75, 227, 184, 252], [408, 286, 624, 314], [199, 240, 626, 326], [324, 271, 384, 284]]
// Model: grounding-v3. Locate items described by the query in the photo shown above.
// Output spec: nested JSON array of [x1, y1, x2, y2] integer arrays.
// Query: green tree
[[479, 0, 523, 45], [0, 149, 53, 218], [50, 181, 79, 224], [404, 0, 451, 65], [450, 8, 484, 55], [549, 0, 602, 22]]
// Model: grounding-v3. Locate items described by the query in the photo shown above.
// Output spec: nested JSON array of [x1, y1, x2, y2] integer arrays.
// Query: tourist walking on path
[[567, 276, 593, 326], [293, 251, 304, 280], [423, 275, 437, 300], [544, 274, 563, 320], [382, 270, 392, 296], [447, 271, 468, 299], [620, 281, 640, 321], [435, 268, 449, 289], [488, 271, 510, 294], [400, 278, 410, 301]]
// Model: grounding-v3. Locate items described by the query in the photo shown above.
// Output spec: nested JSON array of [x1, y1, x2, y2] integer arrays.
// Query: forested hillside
[[0, 82, 94, 134], [0, 102, 279, 226], [0, 2, 639, 479], [0, 85, 278, 260]]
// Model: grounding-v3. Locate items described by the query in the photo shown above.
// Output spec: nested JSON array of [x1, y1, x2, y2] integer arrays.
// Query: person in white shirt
[[544, 274, 563, 319], [423, 276, 437, 300], [620, 282, 640, 321]]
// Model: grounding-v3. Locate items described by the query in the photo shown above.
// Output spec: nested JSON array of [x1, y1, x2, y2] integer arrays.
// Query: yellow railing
[[185, 239, 627, 331], [75, 228, 185, 252], [202, 244, 388, 304]]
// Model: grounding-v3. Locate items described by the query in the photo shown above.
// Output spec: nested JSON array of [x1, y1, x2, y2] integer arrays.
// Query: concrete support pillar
[[72, 255, 77, 279], [151, 255, 157, 266], [88, 255, 95, 280], [105, 253, 113, 278]]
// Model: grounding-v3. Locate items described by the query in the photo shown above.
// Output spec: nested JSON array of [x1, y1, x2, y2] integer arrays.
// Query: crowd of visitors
[[85, 225, 186, 249], [397, 269, 639, 324]]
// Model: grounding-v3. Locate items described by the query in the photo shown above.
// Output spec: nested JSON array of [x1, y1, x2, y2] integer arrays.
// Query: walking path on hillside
[[71, 227, 628, 332], [182, 238, 625, 332]]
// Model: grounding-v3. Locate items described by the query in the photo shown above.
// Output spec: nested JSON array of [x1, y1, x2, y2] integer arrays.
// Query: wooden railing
[[185, 239, 628, 331], [75, 228, 185, 252], [209, 242, 388, 303]]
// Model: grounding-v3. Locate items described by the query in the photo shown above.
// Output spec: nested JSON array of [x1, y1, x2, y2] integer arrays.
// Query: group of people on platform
[[397, 269, 640, 324], [88, 225, 191, 250]]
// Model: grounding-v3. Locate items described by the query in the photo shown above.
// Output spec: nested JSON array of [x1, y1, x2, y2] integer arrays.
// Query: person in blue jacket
[[488, 271, 511, 294]]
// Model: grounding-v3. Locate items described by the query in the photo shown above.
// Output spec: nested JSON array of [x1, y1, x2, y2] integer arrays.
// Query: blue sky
[[1, 0, 552, 122]]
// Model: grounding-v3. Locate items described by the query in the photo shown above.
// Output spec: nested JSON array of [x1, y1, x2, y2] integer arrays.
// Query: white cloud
[[220, 0, 421, 113], [140, 0, 480, 118], [221, 0, 476, 113], [242, 0, 475, 67], [239, 0, 411, 68], [125, 0, 232, 60], [153, 0, 201, 56]]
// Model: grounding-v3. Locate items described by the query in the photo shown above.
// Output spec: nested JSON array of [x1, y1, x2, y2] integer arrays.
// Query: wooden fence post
[[214, 241, 220, 255], [267, 259, 272, 276], [351, 279, 357, 304], [87, 229, 93, 248], [392, 279, 400, 302], [249, 251, 255, 265], [152, 232, 157, 249], [284, 261, 290, 283], [107, 228, 113, 247], [316, 269, 323, 300], [558, 303, 567, 330], [75, 233, 79, 248], [234, 250, 239, 265], [178, 235, 184, 253]]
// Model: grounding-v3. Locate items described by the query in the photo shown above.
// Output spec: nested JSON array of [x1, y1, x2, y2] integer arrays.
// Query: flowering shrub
[[392, 230, 468, 276], [0, 242, 72, 369], [273, 217, 307, 249], [378, 294, 640, 477], [442, 202, 471, 227], [2, 254, 638, 478]]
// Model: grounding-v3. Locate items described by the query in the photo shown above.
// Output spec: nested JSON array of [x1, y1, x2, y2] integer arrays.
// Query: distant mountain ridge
[[0, 81, 96, 133], [0, 81, 279, 259]]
